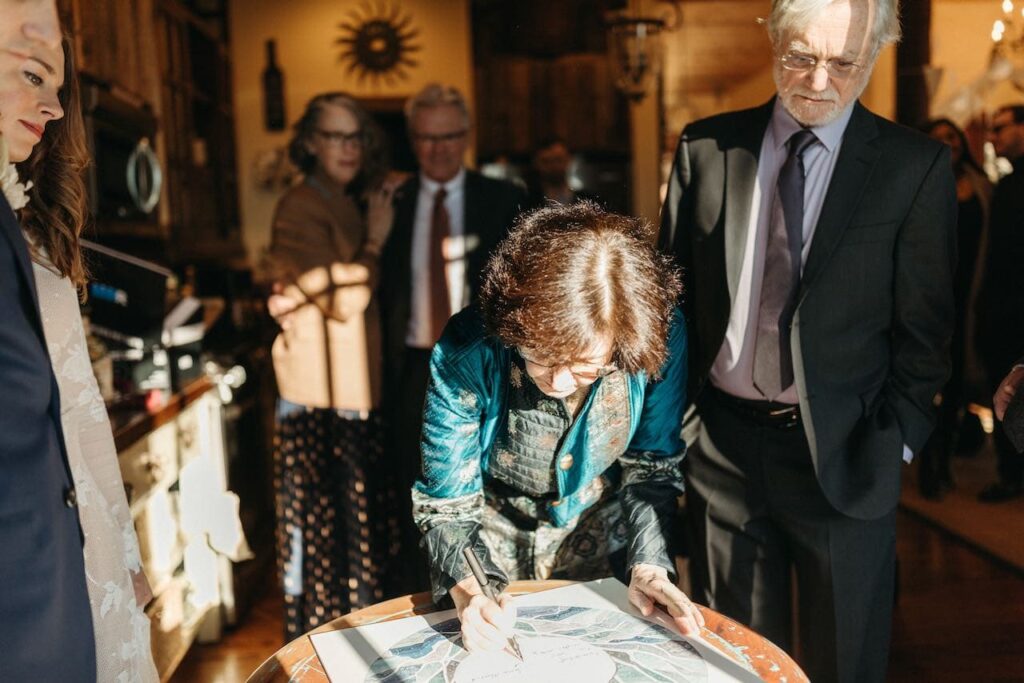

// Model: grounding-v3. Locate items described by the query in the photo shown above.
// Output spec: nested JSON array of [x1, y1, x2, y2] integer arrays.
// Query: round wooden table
[[248, 580, 807, 682]]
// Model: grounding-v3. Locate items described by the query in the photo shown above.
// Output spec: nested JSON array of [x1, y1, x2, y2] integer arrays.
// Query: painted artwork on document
[[367, 605, 708, 682], [310, 579, 760, 683]]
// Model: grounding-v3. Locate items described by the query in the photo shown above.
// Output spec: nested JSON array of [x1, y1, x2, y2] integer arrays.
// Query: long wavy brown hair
[[20, 36, 90, 292]]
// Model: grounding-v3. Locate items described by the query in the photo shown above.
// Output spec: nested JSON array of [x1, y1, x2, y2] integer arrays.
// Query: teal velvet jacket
[[412, 306, 689, 598]]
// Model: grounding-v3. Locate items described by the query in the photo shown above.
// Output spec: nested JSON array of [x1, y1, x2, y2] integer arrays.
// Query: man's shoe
[[977, 481, 1023, 503]]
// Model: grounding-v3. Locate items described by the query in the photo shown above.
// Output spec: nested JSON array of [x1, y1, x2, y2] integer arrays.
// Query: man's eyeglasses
[[779, 51, 862, 78], [518, 348, 618, 381], [315, 129, 363, 150], [413, 130, 468, 145]]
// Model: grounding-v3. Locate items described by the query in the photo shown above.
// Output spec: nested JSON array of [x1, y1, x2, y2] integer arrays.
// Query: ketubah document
[[310, 578, 764, 682]]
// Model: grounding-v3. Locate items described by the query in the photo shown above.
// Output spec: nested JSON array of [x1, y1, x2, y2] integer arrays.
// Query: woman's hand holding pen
[[628, 563, 705, 637], [451, 574, 518, 653]]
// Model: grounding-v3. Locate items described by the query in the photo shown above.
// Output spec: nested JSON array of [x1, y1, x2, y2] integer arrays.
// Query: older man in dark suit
[[659, 1, 956, 681], [379, 84, 526, 593], [0, 1, 96, 680]]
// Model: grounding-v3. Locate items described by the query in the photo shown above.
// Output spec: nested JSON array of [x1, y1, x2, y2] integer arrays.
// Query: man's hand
[[995, 365, 1024, 421], [628, 563, 704, 636], [450, 574, 518, 653], [365, 177, 402, 254]]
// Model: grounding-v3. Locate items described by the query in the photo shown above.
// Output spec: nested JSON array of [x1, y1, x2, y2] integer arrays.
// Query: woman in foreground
[[412, 202, 703, 652]]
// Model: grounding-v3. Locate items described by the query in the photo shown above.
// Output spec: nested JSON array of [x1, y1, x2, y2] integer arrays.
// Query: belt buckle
[[767, 405, 800, 428]]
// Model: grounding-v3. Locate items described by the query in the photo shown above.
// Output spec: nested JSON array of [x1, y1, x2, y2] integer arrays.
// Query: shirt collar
[[420, 167, 466, 196], [770, 97, 855, 154]]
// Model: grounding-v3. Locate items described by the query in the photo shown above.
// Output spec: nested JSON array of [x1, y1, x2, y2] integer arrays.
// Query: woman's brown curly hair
[[479, 201, 683, 377], [288, 92, 389, 194], [19, 36, 90, 293]]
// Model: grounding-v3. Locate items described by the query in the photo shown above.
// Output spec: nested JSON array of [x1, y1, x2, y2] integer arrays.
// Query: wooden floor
[[900, 440, 1024, 572], [173, 511, 1024, 683]]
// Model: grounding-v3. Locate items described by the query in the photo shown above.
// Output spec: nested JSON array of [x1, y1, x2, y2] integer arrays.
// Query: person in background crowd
[[479, 152, 524, 187], [266, 92, 401, 638], [378, 83, 526, 593], [917, 118, 992, 499], [993, 359, 1024, 422], [0, 2, 95, 680], [413, 202, 702, 653], [658, 1, 956, 681], [525, 137, 592, 209], [976, 104, 1024, 502]]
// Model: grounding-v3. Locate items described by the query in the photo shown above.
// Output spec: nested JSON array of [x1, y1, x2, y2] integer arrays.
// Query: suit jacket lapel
[[724, 101, 773, 302], [391, 176, 419, 293], [799, 103, 881, 299], [462, 171, 486, 285], [0, 192, 41, 312]]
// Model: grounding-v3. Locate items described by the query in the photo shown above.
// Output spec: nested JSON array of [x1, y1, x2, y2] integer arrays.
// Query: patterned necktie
[[429, 186, 452, 342], [753, 129, 817, 400]]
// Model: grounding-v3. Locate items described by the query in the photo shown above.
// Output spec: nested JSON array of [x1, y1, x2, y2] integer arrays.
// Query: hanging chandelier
[[605, 1, 681, 102], [992, 0, 1024, 57]]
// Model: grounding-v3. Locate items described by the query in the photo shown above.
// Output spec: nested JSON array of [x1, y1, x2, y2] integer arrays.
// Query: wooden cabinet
[[472, 0, 629, 159], [61, 0, 155, 104], [475, 54, 630, 158], [113, 382, 244, 681], [154, 0, 243, 263], [59, 0, 243, 264]]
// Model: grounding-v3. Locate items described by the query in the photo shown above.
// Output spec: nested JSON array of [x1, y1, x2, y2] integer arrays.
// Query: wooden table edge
[[246, 580, 807, 683]]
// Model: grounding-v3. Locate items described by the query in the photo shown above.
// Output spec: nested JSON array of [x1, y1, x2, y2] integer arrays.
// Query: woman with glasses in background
[[266, 92, 401, 638], [411, 202, 704, 654]]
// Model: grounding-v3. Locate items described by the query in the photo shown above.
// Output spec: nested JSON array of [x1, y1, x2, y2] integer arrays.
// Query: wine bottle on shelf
[[262, 39, 286, 131]]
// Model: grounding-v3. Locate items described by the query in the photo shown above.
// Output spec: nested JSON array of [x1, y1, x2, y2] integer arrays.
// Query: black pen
[[462, 547, 524, 661]]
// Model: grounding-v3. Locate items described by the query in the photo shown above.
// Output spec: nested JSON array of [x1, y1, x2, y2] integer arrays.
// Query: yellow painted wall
[[861, 44, 897, 120], [229, 0, 473, 265]]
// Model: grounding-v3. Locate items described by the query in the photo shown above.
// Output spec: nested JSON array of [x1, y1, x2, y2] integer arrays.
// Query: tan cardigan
[[267, 174, 382, 411]]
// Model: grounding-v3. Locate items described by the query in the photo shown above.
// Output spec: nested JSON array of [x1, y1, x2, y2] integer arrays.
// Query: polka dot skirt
[[273, 407, 400, 640]]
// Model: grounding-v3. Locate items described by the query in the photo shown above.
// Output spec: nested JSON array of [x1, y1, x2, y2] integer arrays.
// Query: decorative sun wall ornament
[[335, 1, 421, 87]]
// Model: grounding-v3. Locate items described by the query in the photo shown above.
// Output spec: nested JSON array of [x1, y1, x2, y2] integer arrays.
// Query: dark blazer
[[378, 170, 527, 387], [0, 194, 96, 681], [659, 100, 957, 520]]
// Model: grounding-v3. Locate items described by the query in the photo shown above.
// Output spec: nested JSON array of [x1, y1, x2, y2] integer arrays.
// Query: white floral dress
[[32, 254, 158, 683]]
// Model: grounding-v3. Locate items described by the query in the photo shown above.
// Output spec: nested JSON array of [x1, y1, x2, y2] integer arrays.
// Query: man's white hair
[[767, 0, 901, 57], [404, 83, 472, 129]]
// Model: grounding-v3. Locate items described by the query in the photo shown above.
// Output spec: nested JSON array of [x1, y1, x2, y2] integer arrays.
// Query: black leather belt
[[709, 386, 802, 429]]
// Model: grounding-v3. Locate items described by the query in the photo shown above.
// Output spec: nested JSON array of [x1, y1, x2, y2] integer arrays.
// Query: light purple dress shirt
[[710, 99, 853, 404]]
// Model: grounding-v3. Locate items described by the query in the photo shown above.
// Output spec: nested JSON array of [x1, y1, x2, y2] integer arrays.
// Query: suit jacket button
[[559, 453, 574, 471], [64, 488, 77, 508]]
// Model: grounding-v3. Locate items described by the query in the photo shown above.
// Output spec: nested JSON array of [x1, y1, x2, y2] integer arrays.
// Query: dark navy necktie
[[753, 128, 817, 400]]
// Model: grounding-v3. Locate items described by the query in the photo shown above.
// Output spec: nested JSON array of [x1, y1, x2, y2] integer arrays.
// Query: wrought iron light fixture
[[605, 1, 681, 102], [992, 0, 1024, 57]]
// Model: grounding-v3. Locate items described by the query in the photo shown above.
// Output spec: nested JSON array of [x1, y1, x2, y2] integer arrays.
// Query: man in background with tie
[[658, 1, 955, 681], [379, 84, 526, 593]]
